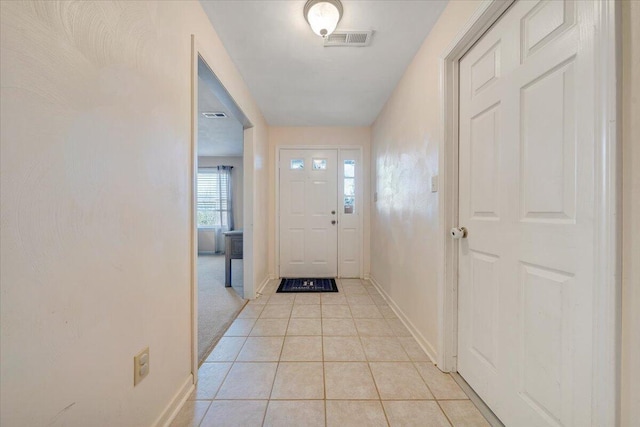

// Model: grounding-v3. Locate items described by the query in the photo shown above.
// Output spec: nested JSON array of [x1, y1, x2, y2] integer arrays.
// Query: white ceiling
[[198, 75, 244, 157], [199, 0, 448, 126]]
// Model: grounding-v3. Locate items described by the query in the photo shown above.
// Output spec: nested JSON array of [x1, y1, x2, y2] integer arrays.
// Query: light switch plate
[[431, 175, 439, 193]]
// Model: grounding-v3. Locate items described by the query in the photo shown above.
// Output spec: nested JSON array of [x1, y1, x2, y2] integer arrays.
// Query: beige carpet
[[198, 254, 246, 364]]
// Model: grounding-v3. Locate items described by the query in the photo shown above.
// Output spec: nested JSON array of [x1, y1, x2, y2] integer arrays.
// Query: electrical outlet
[[133, 347, 149, 386]]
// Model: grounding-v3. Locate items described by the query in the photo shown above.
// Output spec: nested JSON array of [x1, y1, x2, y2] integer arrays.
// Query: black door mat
[[277, 278, 338, 293]]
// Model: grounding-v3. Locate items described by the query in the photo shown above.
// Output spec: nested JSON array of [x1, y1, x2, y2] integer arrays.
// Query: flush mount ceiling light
[[304, 0, 343, 38]]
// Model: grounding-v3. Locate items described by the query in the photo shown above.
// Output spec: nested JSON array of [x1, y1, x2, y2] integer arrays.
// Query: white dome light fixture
[[304, 0, 343, 38]]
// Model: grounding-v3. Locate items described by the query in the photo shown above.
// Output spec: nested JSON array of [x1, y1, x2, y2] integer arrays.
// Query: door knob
[[331, 210, 336, 215], [331, 220, 337, 225], [450, 227, 467, 239]]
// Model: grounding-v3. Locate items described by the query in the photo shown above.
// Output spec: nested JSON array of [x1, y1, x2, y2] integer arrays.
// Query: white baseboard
[[367, 276, 438, 364], [154, 374, 194, 427], [451, 373, 504, 427], [256, 275, 272, 296]]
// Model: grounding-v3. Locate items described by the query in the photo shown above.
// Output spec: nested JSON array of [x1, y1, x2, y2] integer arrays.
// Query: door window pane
[[290, 159, 304, 169], [313, 159, 327, 170], [344, 160, 355, 178], [344, 178, 355, 196], [344, 197, 355, 214]]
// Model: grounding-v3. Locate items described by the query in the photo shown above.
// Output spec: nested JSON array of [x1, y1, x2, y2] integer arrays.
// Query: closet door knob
[[450, 227, 468, 239]]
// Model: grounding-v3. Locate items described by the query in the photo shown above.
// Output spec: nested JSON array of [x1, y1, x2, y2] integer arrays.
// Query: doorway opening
[[194, 54, 252, 365]]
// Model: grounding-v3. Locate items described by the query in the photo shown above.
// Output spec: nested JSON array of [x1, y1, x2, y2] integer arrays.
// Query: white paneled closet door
[[457, 1, 597, 425]]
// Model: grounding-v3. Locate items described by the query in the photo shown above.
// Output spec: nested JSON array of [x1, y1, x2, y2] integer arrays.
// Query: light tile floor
[[171, 279, 490, 427]]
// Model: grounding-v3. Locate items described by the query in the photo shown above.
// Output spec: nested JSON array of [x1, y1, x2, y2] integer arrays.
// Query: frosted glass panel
[[313, 159, 327, 170], [344, 197, 355, 214], [344, 160, 355, 177], [344, 178, 355, 196], [290, 159, 304, 170], [343, 160, 356, 214]]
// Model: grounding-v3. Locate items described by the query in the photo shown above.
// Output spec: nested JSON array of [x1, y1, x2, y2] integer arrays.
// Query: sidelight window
[[344, 160, 355, 214]]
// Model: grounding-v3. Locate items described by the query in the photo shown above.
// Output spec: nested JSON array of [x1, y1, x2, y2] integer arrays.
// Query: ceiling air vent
[[324, 31, 373, 47], [202, 112, 227, 119]]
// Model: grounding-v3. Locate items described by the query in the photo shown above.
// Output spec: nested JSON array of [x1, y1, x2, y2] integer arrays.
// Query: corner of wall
[[154, 375, 194, 427], [368, 277, 438, 363]]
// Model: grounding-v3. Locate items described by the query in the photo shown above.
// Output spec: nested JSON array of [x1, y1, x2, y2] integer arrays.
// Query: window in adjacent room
[[197, 167, 232, 228]]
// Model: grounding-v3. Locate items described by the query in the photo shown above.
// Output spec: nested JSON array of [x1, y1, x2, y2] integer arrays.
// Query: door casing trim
[[190, 35, 255, 382], [436, 1, 621, 425]]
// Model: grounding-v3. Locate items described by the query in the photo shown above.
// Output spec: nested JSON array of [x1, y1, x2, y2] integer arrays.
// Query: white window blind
[[197, 169, 230, 227]]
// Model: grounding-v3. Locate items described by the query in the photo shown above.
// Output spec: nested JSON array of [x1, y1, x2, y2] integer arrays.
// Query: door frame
[[275, 145, 364, 279], [436, 0, 621, 425], [190, 36, 255, 378]]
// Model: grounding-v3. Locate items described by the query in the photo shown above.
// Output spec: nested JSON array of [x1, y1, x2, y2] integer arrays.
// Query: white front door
[[458, 1, 597, 426], [279, 149, 338, 277]]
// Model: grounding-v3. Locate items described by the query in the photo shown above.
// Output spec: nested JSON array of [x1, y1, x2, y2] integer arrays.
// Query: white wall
[[370, 1, 481, 359], [268, 127, 371, 278], [197, 156, 243, 253], [0, 1, 268, 426], [621, 1, 640, 425], [249, 124, 270, 294]]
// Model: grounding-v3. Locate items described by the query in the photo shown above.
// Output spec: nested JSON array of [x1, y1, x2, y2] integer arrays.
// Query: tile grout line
[[195, 399, 213, 427], [411, 357, 455, 427], [320, 286, 329, 427], [434, 399, 455, 427], [353, 281, 391, 427], [211, 361, 234, 401], [261, 309, 289, 427]]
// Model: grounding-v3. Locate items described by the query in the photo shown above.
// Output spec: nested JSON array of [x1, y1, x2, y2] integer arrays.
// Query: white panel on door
[[288, 229, 305, 263], [472, 41, 501, 95], [290, 180, 306, 215], [471, 104, 501, 220], [310, 229, 328, 263], [341, 228, 357, 263], [521, 60, 576, 222], [311, 181, 328, 215], [520, 263, 572, 425], [521, 0, 575, 60], [470, 251, 499, 369]]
